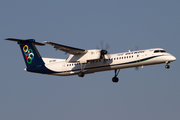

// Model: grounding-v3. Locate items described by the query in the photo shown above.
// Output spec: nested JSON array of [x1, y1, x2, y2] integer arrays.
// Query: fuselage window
[[124, 56, 126, 59], [129, 56, 131, 58]]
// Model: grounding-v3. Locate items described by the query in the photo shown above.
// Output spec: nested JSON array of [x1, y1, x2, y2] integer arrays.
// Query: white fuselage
[[42, 48, 176, 76]]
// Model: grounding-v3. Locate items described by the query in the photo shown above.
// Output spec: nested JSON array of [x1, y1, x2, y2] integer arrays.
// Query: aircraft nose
[[170, 55, 176, 62]]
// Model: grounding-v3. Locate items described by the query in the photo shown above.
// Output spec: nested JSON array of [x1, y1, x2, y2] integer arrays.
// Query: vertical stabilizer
[[6, 38, 45, 69]]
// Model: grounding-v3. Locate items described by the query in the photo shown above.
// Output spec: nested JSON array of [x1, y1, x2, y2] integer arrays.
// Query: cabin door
[[62, 63, 67, 72], [136, 54, 140, 63]]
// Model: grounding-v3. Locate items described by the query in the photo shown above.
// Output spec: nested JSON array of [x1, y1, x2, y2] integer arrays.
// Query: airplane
[[5, 38, 176, 83]]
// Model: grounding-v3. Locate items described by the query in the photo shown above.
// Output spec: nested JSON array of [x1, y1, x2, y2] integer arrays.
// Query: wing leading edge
[[44, 41, 87, 55]]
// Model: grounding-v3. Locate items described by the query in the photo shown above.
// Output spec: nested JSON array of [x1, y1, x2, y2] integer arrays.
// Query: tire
[[112, 77, 119, 83], [78, 72, 85, 77], [165, 64, 170, 69]]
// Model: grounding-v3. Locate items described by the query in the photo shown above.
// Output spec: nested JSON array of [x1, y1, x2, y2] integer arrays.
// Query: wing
[[44, 41, 87, 55]]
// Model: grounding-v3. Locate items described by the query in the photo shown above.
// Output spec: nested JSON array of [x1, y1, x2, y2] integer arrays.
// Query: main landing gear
[[112, 69, 120, 83], [78, 63, 86, 77]]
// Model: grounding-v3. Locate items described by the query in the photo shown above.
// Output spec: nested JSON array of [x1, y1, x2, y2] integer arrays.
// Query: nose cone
[[169, 55, 176, 62], [163, 54, 176, 63]]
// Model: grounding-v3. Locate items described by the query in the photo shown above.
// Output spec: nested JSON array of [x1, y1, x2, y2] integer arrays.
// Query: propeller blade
[[135, 67, 139, 71], [97, 40, 110, 60], [100, 40, 104, 49], [96, 45, 100, 49], [105, 43, 110, 50], [135, 46, 139, 50]]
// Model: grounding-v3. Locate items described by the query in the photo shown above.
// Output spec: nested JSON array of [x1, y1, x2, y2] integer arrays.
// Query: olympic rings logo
[[23, 45, 34, 64]]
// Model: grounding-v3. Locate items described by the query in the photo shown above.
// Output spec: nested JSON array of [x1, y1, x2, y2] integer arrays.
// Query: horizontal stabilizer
[[5, 38, 45, 46]]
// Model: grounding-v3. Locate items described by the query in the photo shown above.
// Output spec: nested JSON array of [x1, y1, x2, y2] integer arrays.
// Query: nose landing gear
[[112, 69, 120, 83], [165, 62, 170, 69], [165, 64, 170, 69]]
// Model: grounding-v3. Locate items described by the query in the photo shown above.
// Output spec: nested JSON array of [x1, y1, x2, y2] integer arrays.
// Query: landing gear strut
[[112, 69, 120, 83], [78, 63, 87, 77], [165, 64, 170, 69], [165, 62, 170, 69]]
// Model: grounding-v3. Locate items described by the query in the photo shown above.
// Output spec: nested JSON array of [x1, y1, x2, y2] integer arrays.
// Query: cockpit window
[[154, 50, 167, 53]]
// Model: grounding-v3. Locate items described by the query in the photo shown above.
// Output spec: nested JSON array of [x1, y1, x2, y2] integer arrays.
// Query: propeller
[[100, 49, 108, 59], [97, 40, 110, 60]]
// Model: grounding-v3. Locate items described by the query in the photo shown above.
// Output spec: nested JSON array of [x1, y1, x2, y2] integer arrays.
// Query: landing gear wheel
[[165, 64, 170, 69], [78, 72, 85, 77], [112, 69, 120, 83], [112, 77, 119, 83]]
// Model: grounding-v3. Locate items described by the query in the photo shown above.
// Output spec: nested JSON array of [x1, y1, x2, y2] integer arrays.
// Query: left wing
[[44, 41, 87, 55]]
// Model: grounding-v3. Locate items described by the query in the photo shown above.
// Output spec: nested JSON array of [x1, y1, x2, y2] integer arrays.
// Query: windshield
[[154, 50, 167, 53]]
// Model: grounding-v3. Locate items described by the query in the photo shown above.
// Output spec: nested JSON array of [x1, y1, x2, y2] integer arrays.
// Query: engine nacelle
[[66, 49, 101, 63]]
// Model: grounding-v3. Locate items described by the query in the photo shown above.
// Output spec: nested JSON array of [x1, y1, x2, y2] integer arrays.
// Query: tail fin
[[6, 38, 45, 68]]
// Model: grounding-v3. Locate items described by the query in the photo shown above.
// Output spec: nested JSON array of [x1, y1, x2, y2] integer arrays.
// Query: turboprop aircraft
[[6, 38, 176, 83]]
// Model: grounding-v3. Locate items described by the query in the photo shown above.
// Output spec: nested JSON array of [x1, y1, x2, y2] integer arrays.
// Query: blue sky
[[1, 0, 180, 120]]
